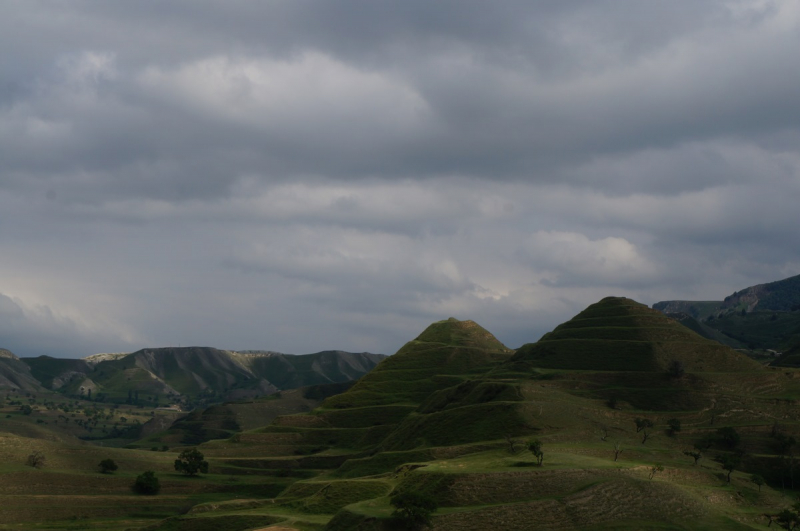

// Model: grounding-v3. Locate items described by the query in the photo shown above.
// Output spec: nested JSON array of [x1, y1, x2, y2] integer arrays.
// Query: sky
[[1, 0, 800, 358]]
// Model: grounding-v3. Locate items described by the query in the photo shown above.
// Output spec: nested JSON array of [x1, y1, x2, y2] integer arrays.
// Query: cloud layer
[[1, 1, 799, 357]]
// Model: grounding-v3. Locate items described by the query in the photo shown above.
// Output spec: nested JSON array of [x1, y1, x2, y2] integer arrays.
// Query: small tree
[[683, 449, 702, 466], [634, 418, 653, 433], [648, 464, 664, 480], [99, 458, 118, 474], [174, 448, 208, 476], [778, 506, 800, 531], [389, 490, 438, 530], [721, 454, 741, 484], [613, 442, 624, 462], [26, 451, 46, 469], [667, 418, 681, 437], [527, 439, 544, 466], [503, 433, 519, 455], [751, 473, 765, 493], [132, 471, 160, 495]]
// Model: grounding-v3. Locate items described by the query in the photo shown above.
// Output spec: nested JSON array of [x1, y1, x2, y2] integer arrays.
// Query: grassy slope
[[139, 383, 355, 448], [17, 356, 91, 389], [667, 313, 747, 349]]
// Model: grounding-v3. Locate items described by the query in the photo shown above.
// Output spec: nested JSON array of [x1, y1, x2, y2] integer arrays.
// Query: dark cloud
[[0, 1, 799, 357]]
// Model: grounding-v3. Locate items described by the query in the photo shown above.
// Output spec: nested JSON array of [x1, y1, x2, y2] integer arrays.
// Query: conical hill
[[512, 297, 762, 372], [323, 318, 513, 409], [238, 319, 515, 459]]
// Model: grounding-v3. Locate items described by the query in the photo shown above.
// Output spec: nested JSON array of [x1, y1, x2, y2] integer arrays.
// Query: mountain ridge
[[12, 347, 385, 407], [653, 273, 800, 355]]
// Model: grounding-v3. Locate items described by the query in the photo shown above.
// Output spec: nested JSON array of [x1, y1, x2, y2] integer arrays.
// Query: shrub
[[389, 490, 438, 530], [634, 418, 653, 433], [174, 448, 209, 476], [526, 439, 544, 466], [751, 473, 765, 492], [26, 451, 46, 469], [99, 458, 118, 474], [132, 471, 160, 495]]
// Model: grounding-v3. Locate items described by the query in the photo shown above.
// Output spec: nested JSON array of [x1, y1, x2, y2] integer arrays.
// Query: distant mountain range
[[0, 347, 385, 407], [654, 273, 800, 317], [653, 273, 800, 358]]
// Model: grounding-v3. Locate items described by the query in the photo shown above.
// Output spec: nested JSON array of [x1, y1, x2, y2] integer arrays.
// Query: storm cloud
[[1, 1, 799, 357]]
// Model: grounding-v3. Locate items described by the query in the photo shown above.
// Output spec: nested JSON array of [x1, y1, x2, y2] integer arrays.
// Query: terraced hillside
[[324, 318, 514, 408], [512, 297, 762, 372], [204, 318, 517, 461]]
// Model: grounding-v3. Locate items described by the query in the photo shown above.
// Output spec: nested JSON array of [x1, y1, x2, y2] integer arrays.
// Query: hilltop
[[511, 297, 761, 372], [324, 317, 513, 409]]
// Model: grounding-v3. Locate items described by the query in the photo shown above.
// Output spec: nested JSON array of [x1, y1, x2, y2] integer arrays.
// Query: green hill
[[219, 318, 518, 465], [21, 355, 94, 390], [322, 318, 513, 409], [511, 297, 761, 372], [701, 311, 800, 352]]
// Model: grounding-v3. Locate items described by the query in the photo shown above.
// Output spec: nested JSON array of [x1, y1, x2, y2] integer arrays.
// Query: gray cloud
[[1, 1, 799, 357]]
